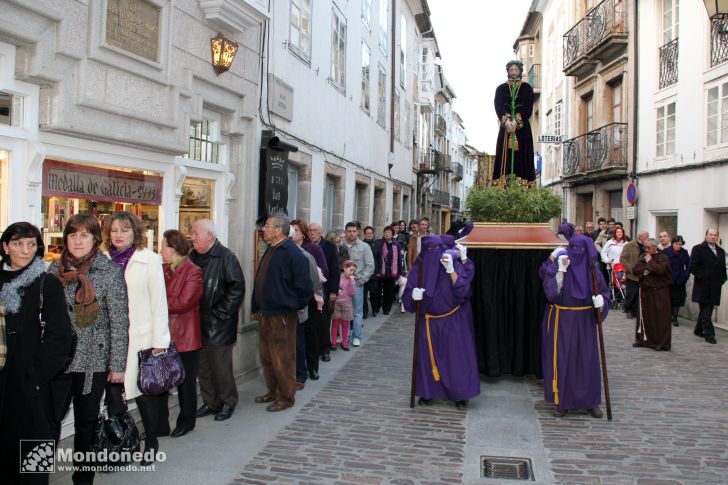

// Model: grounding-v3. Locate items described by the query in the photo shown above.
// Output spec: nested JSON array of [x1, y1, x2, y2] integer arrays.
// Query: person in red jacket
[[161, 229, 203, 438]]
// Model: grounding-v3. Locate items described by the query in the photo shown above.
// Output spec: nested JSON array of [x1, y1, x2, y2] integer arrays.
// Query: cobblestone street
[[233, 309, 728, 485]]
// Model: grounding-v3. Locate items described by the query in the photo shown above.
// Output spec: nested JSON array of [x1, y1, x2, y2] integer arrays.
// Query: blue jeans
[[351, 284, 364, 341]]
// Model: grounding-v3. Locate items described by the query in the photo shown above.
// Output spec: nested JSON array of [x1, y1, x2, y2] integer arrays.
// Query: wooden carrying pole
[[409, 259, 424, 408], [591, 265, 613, 420]]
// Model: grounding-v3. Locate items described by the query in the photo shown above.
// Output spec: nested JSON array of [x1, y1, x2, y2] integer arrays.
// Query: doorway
[[716, 213, 728, 329]]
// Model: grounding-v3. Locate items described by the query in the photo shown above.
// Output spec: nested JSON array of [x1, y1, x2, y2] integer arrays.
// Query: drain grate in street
[[481, 456, 534, 481]]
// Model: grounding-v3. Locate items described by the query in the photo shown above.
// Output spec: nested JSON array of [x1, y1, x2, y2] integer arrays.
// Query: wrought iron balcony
[[659, 38, 678, 89], [452, 162, 464, 180], [434, 114, 447, 135], [432, 188, 450, 206], [562, 123, 628, 179], [563, 0, 628, 76], [711, 16, 728, 67], [528, 64, 541, 93], [417, 149, 451, 174], [451, 195, 461, 212]]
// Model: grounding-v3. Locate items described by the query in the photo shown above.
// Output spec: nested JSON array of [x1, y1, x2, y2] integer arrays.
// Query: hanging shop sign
[[43, 159, 163, 205], [258, 148, 289, 220]]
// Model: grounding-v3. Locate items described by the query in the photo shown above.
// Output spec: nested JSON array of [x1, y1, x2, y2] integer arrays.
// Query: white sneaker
[[400, 303, 405, 313], [352, 338, 361, 347]]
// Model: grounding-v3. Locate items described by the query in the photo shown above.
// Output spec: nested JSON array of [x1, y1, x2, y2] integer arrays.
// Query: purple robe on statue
[[402, 236, 480, 401], [540, 234, 610, 412]]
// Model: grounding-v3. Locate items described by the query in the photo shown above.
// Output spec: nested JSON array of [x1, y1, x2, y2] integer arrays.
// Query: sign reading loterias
[[538, 134, 565, 143]]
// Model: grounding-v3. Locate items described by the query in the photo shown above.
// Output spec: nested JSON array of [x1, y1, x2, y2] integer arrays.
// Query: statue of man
[[493, 60, 536, 182]]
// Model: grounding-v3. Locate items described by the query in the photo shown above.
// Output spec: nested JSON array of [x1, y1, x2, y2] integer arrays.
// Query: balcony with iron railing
[[528, 64, 541, 94], [562, 122, 628, 181], [452, 162, 464, 180], [451, 195, 461, 212], [417, 149, 452, 173], [563, 0, 628, 77], [434, 114, 447, 135], [432, 188, 450, 206], [711, 16, 728, 67], [659, 38, 678, 89]]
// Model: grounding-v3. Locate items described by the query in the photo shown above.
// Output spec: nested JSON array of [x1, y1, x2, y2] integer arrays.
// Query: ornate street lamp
[[210, 33, 239, 75], [704, 0, 728, 18]]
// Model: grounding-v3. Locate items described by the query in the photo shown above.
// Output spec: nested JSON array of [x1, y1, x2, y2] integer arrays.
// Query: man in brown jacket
[[620, 230, 649, 319]]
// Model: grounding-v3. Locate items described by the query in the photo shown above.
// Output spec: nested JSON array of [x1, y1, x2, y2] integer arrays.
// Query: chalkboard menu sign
[[258, 148, 289, 220]]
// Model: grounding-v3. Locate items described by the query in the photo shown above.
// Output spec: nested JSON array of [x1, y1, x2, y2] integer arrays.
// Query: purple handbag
[[137, 340, 186, 395]]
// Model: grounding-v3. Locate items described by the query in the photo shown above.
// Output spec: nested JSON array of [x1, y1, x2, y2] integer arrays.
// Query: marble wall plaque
[[106, 0, 161, 62]]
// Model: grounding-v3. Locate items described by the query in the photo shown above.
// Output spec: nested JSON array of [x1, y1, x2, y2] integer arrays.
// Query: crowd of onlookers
[[0, 212, 445, 484], [573, 217, 726, 349]]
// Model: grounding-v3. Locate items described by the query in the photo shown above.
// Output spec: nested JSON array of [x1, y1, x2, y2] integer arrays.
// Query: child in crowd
[[331, 260, 357, 351]]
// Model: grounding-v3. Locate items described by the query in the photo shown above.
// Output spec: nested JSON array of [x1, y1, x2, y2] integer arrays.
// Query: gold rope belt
[[424, 305, 461, 382], [547, 303, 592, 405]]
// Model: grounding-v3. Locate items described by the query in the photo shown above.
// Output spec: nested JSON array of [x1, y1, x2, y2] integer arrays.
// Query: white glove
[[557, 255, 570, 273], [592, 295, 604, 309], [412, 288, 425, 301], [456, 243, 468, 262], [550, 247, 566, 260], [505, 119, 517, 133], [441, 254, 455, 273]]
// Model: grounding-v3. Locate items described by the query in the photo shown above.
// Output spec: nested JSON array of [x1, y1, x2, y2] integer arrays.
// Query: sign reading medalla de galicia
[[106, 0, 161, 62], [43, 160, 163, 205]]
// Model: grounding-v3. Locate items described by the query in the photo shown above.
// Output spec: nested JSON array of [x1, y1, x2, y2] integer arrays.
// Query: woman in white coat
[[601, 226, 627, 265], [105, 211, 170, 465]]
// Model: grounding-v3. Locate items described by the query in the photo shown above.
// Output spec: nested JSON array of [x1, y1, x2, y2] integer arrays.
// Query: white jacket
[[121, 248, 170, 399], [601, 239, 626, 265]]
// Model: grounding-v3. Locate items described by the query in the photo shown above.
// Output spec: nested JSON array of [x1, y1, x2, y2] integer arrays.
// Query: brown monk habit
[[634, 252, 673, 350]]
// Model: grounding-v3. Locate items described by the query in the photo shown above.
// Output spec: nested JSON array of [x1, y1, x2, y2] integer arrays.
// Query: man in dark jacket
[[689, 228, 727, 344], [189, 220, 245, 421], [309, 222, 339, 362], [252, 213, 313, 412]]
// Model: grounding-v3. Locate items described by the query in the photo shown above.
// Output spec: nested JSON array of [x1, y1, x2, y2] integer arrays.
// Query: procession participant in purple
[[540, 234, 610, 418], [402, 235, 479, 410]]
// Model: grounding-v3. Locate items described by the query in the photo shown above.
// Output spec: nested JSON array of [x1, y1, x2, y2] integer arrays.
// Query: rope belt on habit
[[547, 303, 592, 405], [424, 305, 461, 382]]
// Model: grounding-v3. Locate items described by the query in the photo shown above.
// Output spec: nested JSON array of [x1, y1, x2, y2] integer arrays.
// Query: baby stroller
[[607, 262, 627, 309]]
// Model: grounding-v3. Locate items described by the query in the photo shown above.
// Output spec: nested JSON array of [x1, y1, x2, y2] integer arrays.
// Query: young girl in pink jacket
[[331, 260, 357, 351]]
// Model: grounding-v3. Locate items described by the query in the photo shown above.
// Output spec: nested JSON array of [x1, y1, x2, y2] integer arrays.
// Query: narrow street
[[52, 308, 728, 485]]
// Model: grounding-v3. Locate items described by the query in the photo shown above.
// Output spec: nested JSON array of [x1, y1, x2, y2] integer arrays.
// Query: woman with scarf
[[666, 235, 690, 327], [0, 222, 74, 484], [48, 214, 129, 484], [373, 226, 404, 315], [104, 211, 169, 465], [160, 229, 202, 438]]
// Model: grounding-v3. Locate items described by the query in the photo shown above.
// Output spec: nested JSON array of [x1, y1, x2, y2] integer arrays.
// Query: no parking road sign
[[626, 183, 637, 206]]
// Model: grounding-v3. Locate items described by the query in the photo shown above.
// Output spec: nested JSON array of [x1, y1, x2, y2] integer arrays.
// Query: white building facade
[[636, 0, 728, 326], [0, 0, 268, 376], [263, 0, 436, 234]]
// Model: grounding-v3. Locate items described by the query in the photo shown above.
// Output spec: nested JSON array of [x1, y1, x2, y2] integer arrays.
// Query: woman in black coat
[[665, 235, 690, 327], [0, 222, 74, 485]]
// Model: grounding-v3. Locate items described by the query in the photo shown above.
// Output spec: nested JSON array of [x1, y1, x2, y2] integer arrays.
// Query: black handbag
[[91, 388, 141, 463]]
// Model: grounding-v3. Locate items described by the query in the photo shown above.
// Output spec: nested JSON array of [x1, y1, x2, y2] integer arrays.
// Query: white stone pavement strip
[[527, 311, 728, 485], [233, 311, 467, 485]]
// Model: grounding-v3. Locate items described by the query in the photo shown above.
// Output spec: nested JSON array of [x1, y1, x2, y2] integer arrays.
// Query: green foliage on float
[[466, 176, 562, 223]]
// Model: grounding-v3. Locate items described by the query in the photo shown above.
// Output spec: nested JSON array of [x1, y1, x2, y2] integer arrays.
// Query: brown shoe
[[588, 407, 603, 418], [266, 401, 294, 412], [254, 393, 276, 403], [296, 382, 305, 390]]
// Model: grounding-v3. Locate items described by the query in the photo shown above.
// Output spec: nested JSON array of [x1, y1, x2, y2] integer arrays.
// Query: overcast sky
[[428, 0, 533, 153]]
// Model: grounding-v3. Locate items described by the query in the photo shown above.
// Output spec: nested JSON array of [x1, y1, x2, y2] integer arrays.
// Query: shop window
[[287, 165, 299, 218], [179, 177, 214, 238], [186, 120, 220, 164], [655, 214, 678, 238], [0, 92, 23, 127], [355, 182, 369, 224]]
